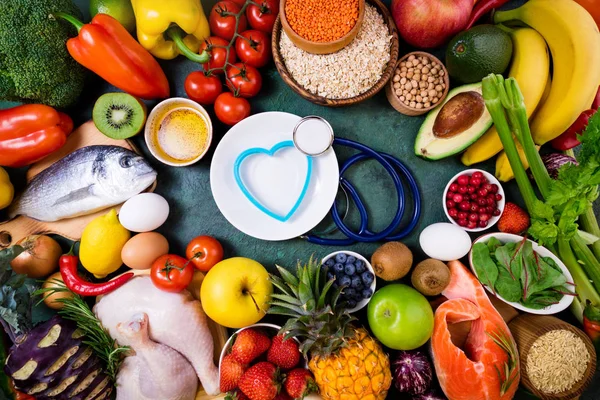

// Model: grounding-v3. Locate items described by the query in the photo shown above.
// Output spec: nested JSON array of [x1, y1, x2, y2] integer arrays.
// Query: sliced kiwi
[[92, 92, 147, 140]]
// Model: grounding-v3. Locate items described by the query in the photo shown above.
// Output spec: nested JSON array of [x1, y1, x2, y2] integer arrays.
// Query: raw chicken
[[115, 313, 198, 400], [431, 260, 519, 400], [94, 276, 219, 395]]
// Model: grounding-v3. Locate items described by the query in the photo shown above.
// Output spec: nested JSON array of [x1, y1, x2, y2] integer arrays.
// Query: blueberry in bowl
[[321, 250, 376, 313]]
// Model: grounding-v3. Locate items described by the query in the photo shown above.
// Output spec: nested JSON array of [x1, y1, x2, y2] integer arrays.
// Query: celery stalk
[[482, 75, 538, 212], [559, 237, 600, 321], [580, 205, 600, 260], [502, 79, 552, 198], [572, 233, 600, 293]]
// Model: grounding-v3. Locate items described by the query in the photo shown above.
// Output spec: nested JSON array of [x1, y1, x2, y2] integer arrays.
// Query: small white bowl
[[442, 168, 506, 232], [144, 97, 213, 167], [468, 232, 575, 315], [322, 250, 376, 313], [218, 323, 305, 386]]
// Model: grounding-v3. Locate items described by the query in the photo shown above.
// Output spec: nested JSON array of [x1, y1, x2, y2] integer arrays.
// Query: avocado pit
[[432, 91, 485, 139]]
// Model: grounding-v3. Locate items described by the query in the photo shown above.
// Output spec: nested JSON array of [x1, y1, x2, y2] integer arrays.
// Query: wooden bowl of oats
[[272, 0, 399, 107], [509, 315, 597, 400], [386, 51, 450, 116]]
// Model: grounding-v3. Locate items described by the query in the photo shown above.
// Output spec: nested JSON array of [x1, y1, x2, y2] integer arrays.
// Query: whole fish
[[9, 145, 157, 222]]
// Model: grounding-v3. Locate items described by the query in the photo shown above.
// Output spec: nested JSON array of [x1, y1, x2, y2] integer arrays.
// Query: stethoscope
[[290, 116, 422, 246]]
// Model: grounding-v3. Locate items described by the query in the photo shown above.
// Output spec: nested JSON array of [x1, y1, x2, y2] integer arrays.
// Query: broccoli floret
[[0, 0, 86, 108]]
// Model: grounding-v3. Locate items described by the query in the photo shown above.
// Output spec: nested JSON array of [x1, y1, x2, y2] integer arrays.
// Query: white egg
[[119, 193, 169, 232], [419, 222, 472, 261]]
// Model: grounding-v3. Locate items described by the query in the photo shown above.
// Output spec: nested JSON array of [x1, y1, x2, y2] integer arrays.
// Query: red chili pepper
[[465, 0, 511, 30], [0, 104, 73, 167], [550, 109, 596, 151], [59, 246, 134, 296], [54, 13, 170, 100], [583, 302, 600, 352], [591, 85, 600, 111]]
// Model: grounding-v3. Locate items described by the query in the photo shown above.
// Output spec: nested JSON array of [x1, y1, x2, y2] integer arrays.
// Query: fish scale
[[8, 145, 157, 222]]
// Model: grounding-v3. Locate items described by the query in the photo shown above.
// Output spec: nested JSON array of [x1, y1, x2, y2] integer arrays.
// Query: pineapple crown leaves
[[268, 256, 357, 359]]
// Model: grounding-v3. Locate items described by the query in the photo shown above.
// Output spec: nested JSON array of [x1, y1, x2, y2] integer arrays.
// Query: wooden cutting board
[[0, 121, 157, 248]]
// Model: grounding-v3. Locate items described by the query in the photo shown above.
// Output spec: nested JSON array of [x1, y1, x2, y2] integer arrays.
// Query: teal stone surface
[[1, 0, 599, 398]]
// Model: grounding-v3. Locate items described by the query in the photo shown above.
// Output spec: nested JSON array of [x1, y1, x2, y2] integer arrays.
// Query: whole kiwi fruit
[[411, 259, 451, 296], [371, 242, 413, 281]]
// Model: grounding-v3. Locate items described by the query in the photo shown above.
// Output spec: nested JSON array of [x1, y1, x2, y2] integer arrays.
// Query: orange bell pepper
[[0, 104, 73, 168], [55, 13, 170, 100]]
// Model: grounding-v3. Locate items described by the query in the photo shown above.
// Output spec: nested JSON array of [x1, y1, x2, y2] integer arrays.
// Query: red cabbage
[[541, 153, 578, 179], [392, 350, 433, 395]]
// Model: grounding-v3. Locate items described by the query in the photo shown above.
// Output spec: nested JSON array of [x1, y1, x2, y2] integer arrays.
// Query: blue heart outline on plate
[[234, 140, 313, 223]]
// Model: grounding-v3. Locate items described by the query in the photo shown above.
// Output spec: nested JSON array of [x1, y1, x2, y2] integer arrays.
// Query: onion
[[42, 272, 74, 310], [412, 390, 448, 400], [541, 153, 578, 179], [10, 235, 62, 278], [392, 350, 433, 395]]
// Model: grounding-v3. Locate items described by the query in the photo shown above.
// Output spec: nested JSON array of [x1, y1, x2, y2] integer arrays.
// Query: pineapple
[[268, 257, 391, 400]]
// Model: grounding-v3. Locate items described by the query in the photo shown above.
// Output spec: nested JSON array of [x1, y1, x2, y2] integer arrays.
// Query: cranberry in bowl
[[443, 169, 505, 232]]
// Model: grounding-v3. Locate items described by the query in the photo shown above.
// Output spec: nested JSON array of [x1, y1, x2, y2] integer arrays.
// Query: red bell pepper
[[551, 109, 596, 151], [583, 302, 600, 352], [0, 104, 73, 168], [55, 13, 169, 100], [466, 0, 511, 30]]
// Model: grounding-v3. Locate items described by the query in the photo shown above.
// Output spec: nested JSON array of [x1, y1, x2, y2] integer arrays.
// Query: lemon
[[80, 209, 130, 278], [0, 167, 14, 210]]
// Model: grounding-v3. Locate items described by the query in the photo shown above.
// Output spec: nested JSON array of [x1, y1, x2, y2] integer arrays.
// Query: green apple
[[200, 257, 273, 328], [367, 284, 434, 350]]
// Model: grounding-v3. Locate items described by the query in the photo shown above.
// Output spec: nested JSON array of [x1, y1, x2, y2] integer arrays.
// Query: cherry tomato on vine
[[184, 72, 223, 105], [246, 0, 279, 33], [214, 92, 251, 126], [229, 0, 247, 5], [151, 254, 194, 293], [209, 1, 248, 41], [226, 63, 262, 98], [199, 36, 237, 74], [235, 30, 271, 68], [186, 236, 224, 272]]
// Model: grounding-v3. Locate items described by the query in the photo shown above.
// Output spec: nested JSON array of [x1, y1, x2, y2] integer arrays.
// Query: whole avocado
[[446, 25, 513, 84], [0, 0, 86, 108]]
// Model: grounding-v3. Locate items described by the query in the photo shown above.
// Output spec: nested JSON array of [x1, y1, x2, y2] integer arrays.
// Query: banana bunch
[[462, 0, 600, 181]]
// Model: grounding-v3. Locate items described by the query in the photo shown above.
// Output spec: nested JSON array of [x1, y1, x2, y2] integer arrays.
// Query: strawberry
[[239, 362, 280, 400], [267, 335, 300, 370], [220, 354, 248, 392], [232, 328, 271, 364], [284, 369, 317, 400], [225, 390, 250, 400], [498, 202, 530, 234]]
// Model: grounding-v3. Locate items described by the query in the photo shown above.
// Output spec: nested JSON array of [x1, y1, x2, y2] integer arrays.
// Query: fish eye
[[120, 156, 133, 168]]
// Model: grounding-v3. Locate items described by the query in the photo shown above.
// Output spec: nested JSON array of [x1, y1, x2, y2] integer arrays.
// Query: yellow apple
[[200, 257, 272, 328]]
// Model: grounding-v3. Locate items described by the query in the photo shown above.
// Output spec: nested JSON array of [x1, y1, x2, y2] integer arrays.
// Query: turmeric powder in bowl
[[285, 0, 360, 42]]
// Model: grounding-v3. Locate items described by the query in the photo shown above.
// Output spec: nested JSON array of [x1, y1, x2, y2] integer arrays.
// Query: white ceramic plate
[[211, 112, 339, 241], [468, 232, 575, 315]]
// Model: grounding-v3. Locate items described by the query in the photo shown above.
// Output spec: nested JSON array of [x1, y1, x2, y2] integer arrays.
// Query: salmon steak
[[431, 260, 520, 400]]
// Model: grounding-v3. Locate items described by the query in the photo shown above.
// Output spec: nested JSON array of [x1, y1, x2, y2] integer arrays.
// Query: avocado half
[[414, 82, 492, 160]]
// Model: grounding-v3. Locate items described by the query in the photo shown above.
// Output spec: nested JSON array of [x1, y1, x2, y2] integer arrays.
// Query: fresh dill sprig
[[35, 280, 129, 381]]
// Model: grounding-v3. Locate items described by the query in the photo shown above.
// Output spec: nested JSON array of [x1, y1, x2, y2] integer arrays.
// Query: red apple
[[391, 0, 473, 48]]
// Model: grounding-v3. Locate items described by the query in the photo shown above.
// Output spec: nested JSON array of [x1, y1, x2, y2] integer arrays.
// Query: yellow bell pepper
[[131, 0, 210, 62], [0, 167, 14, 210]]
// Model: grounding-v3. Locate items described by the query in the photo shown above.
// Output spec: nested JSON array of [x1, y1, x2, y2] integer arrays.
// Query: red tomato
[[199, 37, 237, 74], [246, 0, 279, 33], [151, 254, 194, 293], [235, 30, 271, 68], [229, 0, 247, 5], [226, 63, 262, 98], [209, 1, 248, 41], [184, 71, 223, 105], [185, 236, 224, 272], [214, 92, 251, 125]]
